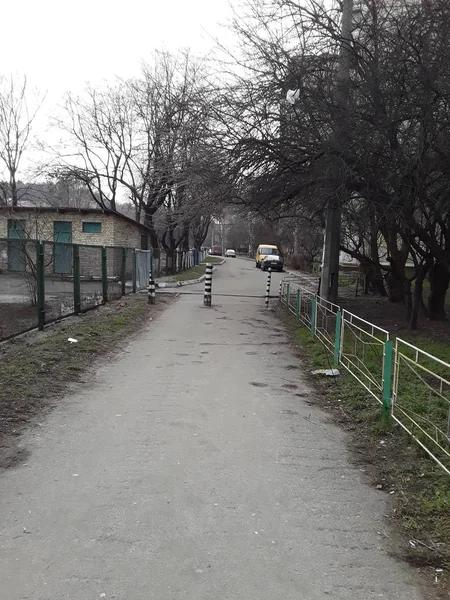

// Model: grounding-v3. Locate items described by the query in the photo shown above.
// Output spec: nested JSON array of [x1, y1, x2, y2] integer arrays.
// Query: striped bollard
[[203, 263, 213, 307], [265, 267, 272, 309], [279, 279, 282, 300], [148, 265, 156, 305]]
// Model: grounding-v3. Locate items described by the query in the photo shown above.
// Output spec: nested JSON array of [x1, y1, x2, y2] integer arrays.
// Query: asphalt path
[[0, 258, 426, 599]]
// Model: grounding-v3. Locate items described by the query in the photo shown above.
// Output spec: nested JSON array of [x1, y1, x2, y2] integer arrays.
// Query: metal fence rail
[[0, 237, 209, 341], [279, 277, 449, 475], [392, 339, 450, 474], [315, 296, 340, 358], [340, 310, 391, 406]]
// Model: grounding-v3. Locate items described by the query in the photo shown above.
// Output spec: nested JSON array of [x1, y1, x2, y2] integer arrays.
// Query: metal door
[[7, 219, 26, 271], [53, 221, 73, 275]]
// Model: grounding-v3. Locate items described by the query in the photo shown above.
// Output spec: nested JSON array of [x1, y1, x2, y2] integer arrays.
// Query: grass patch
[[0, 293, 173, 468], [279, 306, 450, 592], [167, 256, 224, 282]]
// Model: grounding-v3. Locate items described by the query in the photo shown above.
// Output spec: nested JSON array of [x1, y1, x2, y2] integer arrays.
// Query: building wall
[[112, 217, 148, 249]]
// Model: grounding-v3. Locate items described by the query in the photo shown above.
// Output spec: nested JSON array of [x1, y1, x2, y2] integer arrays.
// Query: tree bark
[[404, 279, 412, 324], [428, 262, 449, 320]]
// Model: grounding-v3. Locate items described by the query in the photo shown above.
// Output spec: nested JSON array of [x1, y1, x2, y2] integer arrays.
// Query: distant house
[[0, 206, 151, 277]]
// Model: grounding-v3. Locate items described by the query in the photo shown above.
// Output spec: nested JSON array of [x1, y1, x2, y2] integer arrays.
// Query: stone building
[[0, 206, 150, 278]]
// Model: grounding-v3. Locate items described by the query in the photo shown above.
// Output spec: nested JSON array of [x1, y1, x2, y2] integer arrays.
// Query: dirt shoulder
[[276, 306, 450, 599], [0, 293, 174, 469]]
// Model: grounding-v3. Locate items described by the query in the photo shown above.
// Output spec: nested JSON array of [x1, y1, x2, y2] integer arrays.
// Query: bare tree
[[0, 75, 43, 206]]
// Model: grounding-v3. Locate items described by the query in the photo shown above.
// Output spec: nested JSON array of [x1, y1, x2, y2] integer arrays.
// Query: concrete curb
[[155, 259, 226, 289]]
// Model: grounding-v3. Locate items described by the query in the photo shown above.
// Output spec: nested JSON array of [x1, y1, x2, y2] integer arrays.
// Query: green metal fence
[[340, 310, 391, 412], [392, 339, 450, 474], [279, 277, 449, 474], [0, 238, 207, 342]]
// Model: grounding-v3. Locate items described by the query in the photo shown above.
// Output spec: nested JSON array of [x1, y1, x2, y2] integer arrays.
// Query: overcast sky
[[3, 0, 236, 98]]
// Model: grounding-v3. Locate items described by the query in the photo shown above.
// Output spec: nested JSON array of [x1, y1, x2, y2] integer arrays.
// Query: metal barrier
[[279, 275, 450, 474], [315, 296, 340, 364], [340, 310, 391, 409], [392, 339, 450, 474], [136, 249, 152, 291]]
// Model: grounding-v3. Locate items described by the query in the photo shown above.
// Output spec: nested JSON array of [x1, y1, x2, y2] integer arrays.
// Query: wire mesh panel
[[315, 296, 339, 355], [0, 237, 40, 339], [392, 339, 450, 474], [122, 248, 134, 295], [79, 245, 103, 311], [340, 310, 389, 404], [136, 249, 151, 291], [43, 241, 75, 323], [106, 246, 123, 300]]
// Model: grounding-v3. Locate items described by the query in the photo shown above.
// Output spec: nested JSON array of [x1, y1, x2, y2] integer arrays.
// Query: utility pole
[[321, 0, 353, 304]]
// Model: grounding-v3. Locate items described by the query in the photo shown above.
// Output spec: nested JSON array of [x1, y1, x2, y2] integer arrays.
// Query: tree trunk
[[10, 174, 18, 207], [385, 264, 405, 303], [368, 208, 387, 296], [181, 222, 190, 252], [409, 259, 431, 329], [404, 279, 412, 324], [410, 280, 423, 330], [428, 262, 449, 320]]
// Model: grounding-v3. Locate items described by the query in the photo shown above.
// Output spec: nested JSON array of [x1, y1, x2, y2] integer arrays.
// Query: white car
[[225, 249, 236, 258]]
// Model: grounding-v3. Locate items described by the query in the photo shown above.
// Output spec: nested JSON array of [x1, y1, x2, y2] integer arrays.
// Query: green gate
[[53, 221, 73, 275], [7, 219, 26, 271]]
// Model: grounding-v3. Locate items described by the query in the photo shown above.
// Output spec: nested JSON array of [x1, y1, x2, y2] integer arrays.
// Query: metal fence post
[[132, 249, 137, 294], [102, 246, 108, 303], [73, 244, 81, 315], [334, 310, 342, 368], [121, 247, 126, 295], [148, 261, 156, 305], [311, 296, 317, 337], [204, 263, 213, 307], [265, 267, 272, 308], [36, 241, 45, 330], [382, 340, 393, 419], [296, 288, 301, 319], [286, 283, 290, 307]]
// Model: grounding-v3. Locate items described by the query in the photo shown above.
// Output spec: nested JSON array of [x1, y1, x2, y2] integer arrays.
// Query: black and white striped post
[[265, 267, 272, 309], [279, 278, 282, 299], [148, 263, 156, 305], [203, 263, 213, 307]]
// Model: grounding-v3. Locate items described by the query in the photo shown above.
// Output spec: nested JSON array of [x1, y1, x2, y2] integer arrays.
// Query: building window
[[82, 222, 102, 233]]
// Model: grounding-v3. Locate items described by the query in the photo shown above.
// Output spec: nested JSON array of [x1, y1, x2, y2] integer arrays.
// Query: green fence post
[[132, 249, 137, 294], [102, 246, 108, 303], [73, 244, 81, 315], [382, 340, 393, 419], [311, 296, 317, 338], [286, 283, 290, 307], [334, 310, 342, 367], [296, 288, 301, 319], [121, 247, 126, 295], [36, 241, 45, 330]]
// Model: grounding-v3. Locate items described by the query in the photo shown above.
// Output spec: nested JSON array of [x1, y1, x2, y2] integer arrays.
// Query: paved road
[[0, 258, 425, 599]]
